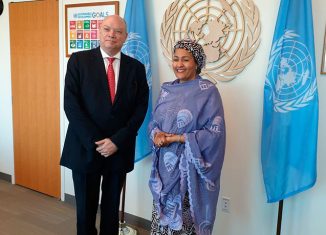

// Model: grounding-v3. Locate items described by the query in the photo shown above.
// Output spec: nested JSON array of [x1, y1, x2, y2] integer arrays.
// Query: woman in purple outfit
[[148, 39, 226, 235]]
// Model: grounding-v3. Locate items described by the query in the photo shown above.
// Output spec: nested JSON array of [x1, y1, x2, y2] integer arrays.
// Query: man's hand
[[95, 138, 118, 157]]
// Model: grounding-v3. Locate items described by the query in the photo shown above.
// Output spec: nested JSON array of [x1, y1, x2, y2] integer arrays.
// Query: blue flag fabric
[[122, 0, 152, 162], [261, 0, 318, 203]]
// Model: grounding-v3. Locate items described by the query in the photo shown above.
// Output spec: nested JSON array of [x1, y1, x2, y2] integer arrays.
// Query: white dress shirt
[[100, 48, 121, 93]]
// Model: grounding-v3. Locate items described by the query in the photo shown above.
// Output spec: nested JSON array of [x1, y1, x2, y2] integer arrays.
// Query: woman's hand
[[166, 134, 185, 145], [154, 132, 185, 147], [154, 132, 171, 147]]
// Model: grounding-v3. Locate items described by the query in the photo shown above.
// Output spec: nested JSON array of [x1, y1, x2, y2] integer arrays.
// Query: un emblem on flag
[[160, 0, 261, 82], [266, 30, 317, 113], [122, 32, 152, 87]]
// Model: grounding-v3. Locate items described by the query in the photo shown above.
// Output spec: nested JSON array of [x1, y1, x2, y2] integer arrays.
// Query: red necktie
[[107, 57, 116, 103]]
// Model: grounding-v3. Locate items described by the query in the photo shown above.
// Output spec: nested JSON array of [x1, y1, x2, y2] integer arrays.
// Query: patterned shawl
[[148, 76, 226, 235]]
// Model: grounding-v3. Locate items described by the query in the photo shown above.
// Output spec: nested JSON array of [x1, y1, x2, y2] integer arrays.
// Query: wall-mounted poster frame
[[321, 26, 326, 74], [65, 1, 119, 57]]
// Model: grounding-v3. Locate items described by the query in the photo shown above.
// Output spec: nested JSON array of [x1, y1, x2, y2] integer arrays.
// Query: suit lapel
[[114, 53, 129, 104], [93, 47, 113, 107]]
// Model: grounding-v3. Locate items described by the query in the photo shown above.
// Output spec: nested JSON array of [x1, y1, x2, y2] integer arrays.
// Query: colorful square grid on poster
[[77, 20, 83, 29], [84, 31, 90, 39], [98, 20, 103, 28], [69, 20, 100, 50], [84, 20, 90, 29], [70, 30, 76, 39], [70, 40, 76, 49], [84, 40, 90, 49], [91, 30, 97, 39], [91, 40, 99, 49], [70, 21, 76, 29], [66, 2, 118, 56], [77, 30, 83, 39], [77, 40, 83, 49], [91, 20, 98, 29]]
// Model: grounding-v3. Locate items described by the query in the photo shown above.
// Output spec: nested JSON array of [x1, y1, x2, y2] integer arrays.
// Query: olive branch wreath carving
[[160, 0, 261, 83]]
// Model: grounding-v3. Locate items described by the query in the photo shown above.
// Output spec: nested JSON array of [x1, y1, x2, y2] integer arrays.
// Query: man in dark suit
[[60, 15, 149, 235]]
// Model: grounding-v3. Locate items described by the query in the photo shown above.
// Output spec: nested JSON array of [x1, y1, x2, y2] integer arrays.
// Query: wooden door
[[10, 0, 60, 198]]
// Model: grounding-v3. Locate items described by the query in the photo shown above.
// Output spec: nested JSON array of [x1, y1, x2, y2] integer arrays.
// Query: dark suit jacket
[[60, 47, 149, 173]]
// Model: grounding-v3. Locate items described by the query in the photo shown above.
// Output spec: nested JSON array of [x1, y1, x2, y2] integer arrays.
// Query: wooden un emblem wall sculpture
[[160, 0, 261, 82]]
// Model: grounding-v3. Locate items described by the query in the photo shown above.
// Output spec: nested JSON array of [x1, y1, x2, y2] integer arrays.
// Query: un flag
[[261, 0, 319, 203], [122, 0, 152, 162]]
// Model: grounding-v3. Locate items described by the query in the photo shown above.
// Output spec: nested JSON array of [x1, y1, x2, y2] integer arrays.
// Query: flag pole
[[119, 177, 137, 235], [276, 200, 283, 235], [121, 177, 127, 223]]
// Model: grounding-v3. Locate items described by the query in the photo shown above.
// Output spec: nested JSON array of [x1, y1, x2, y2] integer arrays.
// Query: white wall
[[1, 0, 326, 235], [0, 0, 15, 179]]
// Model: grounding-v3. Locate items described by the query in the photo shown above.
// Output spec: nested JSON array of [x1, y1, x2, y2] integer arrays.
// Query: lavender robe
[[148, 77, 226, 235]]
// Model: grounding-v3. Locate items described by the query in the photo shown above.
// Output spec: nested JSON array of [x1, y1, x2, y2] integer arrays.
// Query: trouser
[[72, 170, 126, 235]]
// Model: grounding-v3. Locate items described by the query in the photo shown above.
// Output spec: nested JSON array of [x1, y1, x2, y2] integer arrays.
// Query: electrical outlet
[[221, 196, 230, 213]]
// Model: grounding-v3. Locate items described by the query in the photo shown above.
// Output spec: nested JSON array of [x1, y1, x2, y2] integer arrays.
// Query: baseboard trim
[[123, 211, 151, 232], [64, 193, 151, 231], [64, 193, 76, 207], [0, 172, 11, 182]]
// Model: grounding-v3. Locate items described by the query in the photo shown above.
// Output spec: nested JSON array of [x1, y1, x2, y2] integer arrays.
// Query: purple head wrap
[[173, 39, 206, 74]]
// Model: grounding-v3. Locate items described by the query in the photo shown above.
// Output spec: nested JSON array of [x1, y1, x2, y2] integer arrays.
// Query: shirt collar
[[100, 47, 121, 60]]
